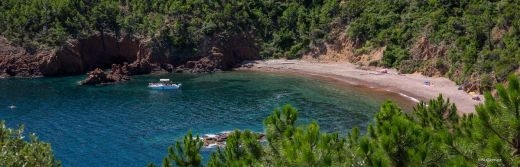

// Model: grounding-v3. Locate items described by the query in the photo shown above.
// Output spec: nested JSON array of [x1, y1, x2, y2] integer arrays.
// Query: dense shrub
[[0, 0, 340, 59], [0, 121, 60, 166], [344, 0, 520, 88]]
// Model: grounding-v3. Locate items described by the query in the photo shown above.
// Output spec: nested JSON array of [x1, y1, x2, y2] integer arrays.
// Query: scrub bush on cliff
[[0, 0, 341, 60], [0, 121, 60, 167], [354, 0, 519, 91]]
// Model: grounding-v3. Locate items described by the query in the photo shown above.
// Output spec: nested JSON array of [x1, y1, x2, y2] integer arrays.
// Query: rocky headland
[[0, 33, 260, 85]]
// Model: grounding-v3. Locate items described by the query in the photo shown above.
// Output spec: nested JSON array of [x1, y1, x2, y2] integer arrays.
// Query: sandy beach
[[237, 59, 482, 114]]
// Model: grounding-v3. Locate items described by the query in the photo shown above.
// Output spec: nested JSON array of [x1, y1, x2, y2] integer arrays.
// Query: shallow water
[[0, 71, 413, 166]]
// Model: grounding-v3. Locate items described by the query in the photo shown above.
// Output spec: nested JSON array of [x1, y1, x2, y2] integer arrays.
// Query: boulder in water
[[80, 68, 111, 85], [201, 131, 265, 148], [80, 63, 134, 85], [107, 63, 131, 82]]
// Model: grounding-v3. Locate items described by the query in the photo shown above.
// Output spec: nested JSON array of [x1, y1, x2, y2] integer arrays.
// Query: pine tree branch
[[484, 121, 515, 147]]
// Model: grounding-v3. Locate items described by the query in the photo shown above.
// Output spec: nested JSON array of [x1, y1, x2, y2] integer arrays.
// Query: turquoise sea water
[[0, 71, 412, 166]]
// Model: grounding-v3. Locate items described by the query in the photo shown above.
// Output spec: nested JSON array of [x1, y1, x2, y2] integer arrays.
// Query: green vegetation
[[345, 0, 520, 90], [2, 1, 520, 163], [1, 0, 519, 89], [0, 0, 339, 59], [0, 121, 60, 166], [154, 75, 520, 166], [163, 131, 203, 167]]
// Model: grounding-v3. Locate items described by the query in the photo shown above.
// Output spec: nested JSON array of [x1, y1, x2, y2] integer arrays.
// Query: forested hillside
[[344, 0, 520, 92], [1, 0, 520, 91], [0, 0, 339, 58]]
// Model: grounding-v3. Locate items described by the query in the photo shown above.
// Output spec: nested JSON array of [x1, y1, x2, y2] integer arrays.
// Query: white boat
[[148, 79, 181, 90]]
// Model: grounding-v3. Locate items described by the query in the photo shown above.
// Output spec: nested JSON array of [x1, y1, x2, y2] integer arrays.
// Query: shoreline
[[237, 59, 482, 114], [246, 69, 420, 111]]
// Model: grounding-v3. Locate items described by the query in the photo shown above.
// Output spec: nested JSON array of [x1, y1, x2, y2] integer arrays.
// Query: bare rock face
[[127, 59, 153, 75], [80, 68, 111, 85], [409, 36, 449, 77], [107, 63, 131, 82], [0, 36, 47, 77], [0, 55, 42, 77], [176, 33, 260, 73], [0, 34, 155, 78], [1, 32, 260, 81], [40, 34, 152, 76], [80, 63, 134, 85], [462, 81, 481, 94], [410, 37, 446, 61]]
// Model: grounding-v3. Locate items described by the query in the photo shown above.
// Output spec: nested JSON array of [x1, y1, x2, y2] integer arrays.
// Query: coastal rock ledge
[[202, 131, 266, 148], [80, 68, 109, 85], [80, 64, 132, 85], [0, 33, 260, 83]]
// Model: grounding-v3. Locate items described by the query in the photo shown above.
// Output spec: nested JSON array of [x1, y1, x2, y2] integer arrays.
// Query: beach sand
[[237, 59, 482, 114]]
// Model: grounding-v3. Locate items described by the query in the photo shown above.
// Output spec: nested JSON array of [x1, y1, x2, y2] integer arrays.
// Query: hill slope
[[1, 0, 519, 91]]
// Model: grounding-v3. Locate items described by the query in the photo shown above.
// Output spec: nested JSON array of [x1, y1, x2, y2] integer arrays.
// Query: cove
[[0, 71, 414, 166]]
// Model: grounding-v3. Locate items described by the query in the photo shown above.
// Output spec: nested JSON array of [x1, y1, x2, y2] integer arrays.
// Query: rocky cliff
[[40, 34, 153, 76], [176, 33, 259, 73], [0, 37, 45, 78], [0, 33, 260, 84]]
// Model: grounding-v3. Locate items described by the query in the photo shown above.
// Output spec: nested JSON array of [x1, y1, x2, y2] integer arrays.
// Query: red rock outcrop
[[40, 34, 152, 76], [107, 63, 131, 82], [408, 36, 448, 77], [1, 32, 260, 81], [80, 68, 110, 85], [176, 33, 260, 73], [79, 64, 133, 85], [1, 34, 153, 78], [0, 37, 47, 77], [462, 81, 481, 94]]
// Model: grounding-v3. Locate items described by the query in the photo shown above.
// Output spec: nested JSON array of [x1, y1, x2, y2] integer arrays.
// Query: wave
[[203, 134, 218, 138], [206, 143, 219, 148], [397, 93, 421, 103]]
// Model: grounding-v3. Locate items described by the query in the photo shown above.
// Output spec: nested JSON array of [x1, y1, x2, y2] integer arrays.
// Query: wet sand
[[237, 59, 482, 114]]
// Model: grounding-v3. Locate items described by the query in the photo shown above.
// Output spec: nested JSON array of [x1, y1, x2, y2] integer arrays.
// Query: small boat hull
[[148, 84, 181, 90], [149, 79, 181, 90], [148, 85, 180, 90]]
